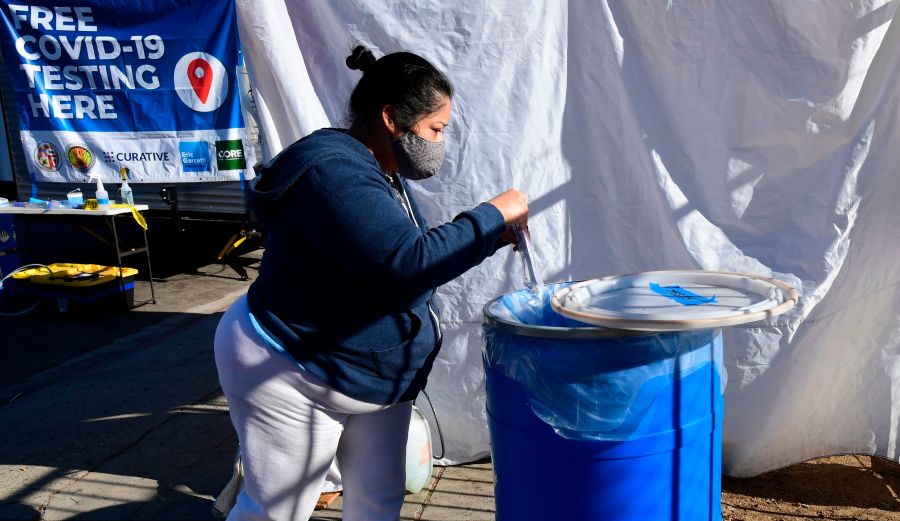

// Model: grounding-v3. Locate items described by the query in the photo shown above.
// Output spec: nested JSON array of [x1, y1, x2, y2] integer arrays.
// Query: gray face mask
[[392, 131, 445, 180]]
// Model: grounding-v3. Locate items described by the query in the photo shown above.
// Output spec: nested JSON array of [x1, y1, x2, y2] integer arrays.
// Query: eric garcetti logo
[[174, 52, 228, 112], [180, 141, 211, 172], [215, 140, 246, 170]]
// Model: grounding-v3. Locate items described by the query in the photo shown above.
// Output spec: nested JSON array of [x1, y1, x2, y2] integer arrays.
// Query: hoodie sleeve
[[292, 154, 507, 294]]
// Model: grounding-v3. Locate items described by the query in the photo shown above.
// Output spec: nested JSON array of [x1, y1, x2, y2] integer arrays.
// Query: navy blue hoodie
[[245, 129, 508, 404]]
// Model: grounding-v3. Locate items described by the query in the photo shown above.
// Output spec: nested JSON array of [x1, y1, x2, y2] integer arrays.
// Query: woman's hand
[[488, 189, 528, 246]]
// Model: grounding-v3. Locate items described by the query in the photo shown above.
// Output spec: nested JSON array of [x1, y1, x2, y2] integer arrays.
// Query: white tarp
[[236, 0, 900, 477]]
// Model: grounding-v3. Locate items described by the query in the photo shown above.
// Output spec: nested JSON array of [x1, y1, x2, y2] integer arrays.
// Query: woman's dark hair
[[345, 45, 453, 132]]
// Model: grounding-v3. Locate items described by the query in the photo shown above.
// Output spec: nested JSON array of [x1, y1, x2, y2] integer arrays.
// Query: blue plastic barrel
[[483, 284, 723, 521]]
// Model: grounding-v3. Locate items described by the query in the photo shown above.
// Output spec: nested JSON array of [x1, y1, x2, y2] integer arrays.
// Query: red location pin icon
[[187, 58, 213, 104]]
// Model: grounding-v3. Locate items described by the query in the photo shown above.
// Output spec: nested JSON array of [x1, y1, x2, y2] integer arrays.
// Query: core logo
[[218, 149, 242, 159], [180, 141, 210, 172], [174, 52, 227, 112], [215, 139, 246, 170], [34, 142, 61, 172]]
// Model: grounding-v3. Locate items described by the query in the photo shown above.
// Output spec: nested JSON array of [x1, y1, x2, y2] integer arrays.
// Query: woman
[[214, 45, 527, 521]]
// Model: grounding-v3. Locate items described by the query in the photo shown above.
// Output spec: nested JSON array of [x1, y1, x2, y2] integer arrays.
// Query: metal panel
[[0, 53, 29, 196]]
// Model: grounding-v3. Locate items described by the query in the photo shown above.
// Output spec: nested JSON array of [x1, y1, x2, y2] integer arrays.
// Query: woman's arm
[[295, 155, 507, 294]]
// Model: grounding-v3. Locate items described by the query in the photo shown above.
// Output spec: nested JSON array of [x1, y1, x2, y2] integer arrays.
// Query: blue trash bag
[[482, 282, 725, 441]]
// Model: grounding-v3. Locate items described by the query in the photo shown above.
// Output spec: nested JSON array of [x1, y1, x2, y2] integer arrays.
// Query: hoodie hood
[[246, 128, 377, 225]]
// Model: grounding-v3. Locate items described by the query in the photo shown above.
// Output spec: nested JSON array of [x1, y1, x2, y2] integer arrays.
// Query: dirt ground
[[723, 455, 900, 520]]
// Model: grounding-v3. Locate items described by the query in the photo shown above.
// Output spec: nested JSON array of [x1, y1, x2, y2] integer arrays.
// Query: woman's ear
[[381, 105, 403, 138]]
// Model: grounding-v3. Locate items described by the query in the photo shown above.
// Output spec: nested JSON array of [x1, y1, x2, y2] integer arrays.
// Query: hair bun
[[346, 45, 377, 72]]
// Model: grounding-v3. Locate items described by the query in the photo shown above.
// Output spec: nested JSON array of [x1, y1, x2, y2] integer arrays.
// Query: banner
[[0, 0, 255, 183]]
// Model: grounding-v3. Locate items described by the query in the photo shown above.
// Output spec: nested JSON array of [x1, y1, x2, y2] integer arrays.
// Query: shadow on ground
[[0, 308, 239, 520], [0, 251, 260, 394], [724, 456, 900, 511]]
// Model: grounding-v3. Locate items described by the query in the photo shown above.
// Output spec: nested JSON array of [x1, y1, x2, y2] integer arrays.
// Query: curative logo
[[215, 139, 246, 170], [103, 151, 172, 164], [174, 52, 228, 112], [34, 142, 61, 172], [180, 141, 211, 172], [66, 144, 95, 172]]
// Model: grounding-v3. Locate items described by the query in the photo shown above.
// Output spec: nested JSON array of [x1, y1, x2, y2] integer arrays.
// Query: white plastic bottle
[[119, 167, 134, 205], [88, 173, 110, 208], [405, 405, 433, 494]]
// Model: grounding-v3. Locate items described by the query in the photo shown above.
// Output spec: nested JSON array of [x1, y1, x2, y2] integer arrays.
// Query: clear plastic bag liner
[[483, 283, 725, 441]]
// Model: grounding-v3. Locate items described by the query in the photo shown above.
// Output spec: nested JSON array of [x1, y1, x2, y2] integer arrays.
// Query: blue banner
[[0, 0, 255, 183]]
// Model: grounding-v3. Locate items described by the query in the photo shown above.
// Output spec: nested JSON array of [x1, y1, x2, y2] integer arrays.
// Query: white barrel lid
[[550, 270, 798, 331]]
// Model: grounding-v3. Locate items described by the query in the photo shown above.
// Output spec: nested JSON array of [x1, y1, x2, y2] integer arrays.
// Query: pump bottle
[[88, 173, 109, 208], [119, 167, 134, 205]]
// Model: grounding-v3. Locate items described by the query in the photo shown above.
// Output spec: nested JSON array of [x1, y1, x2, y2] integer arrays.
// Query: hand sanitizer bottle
[[88, 173, 109, 208]]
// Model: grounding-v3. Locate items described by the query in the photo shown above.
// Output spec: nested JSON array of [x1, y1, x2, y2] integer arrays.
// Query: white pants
[[214, 295, 412, 521]]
